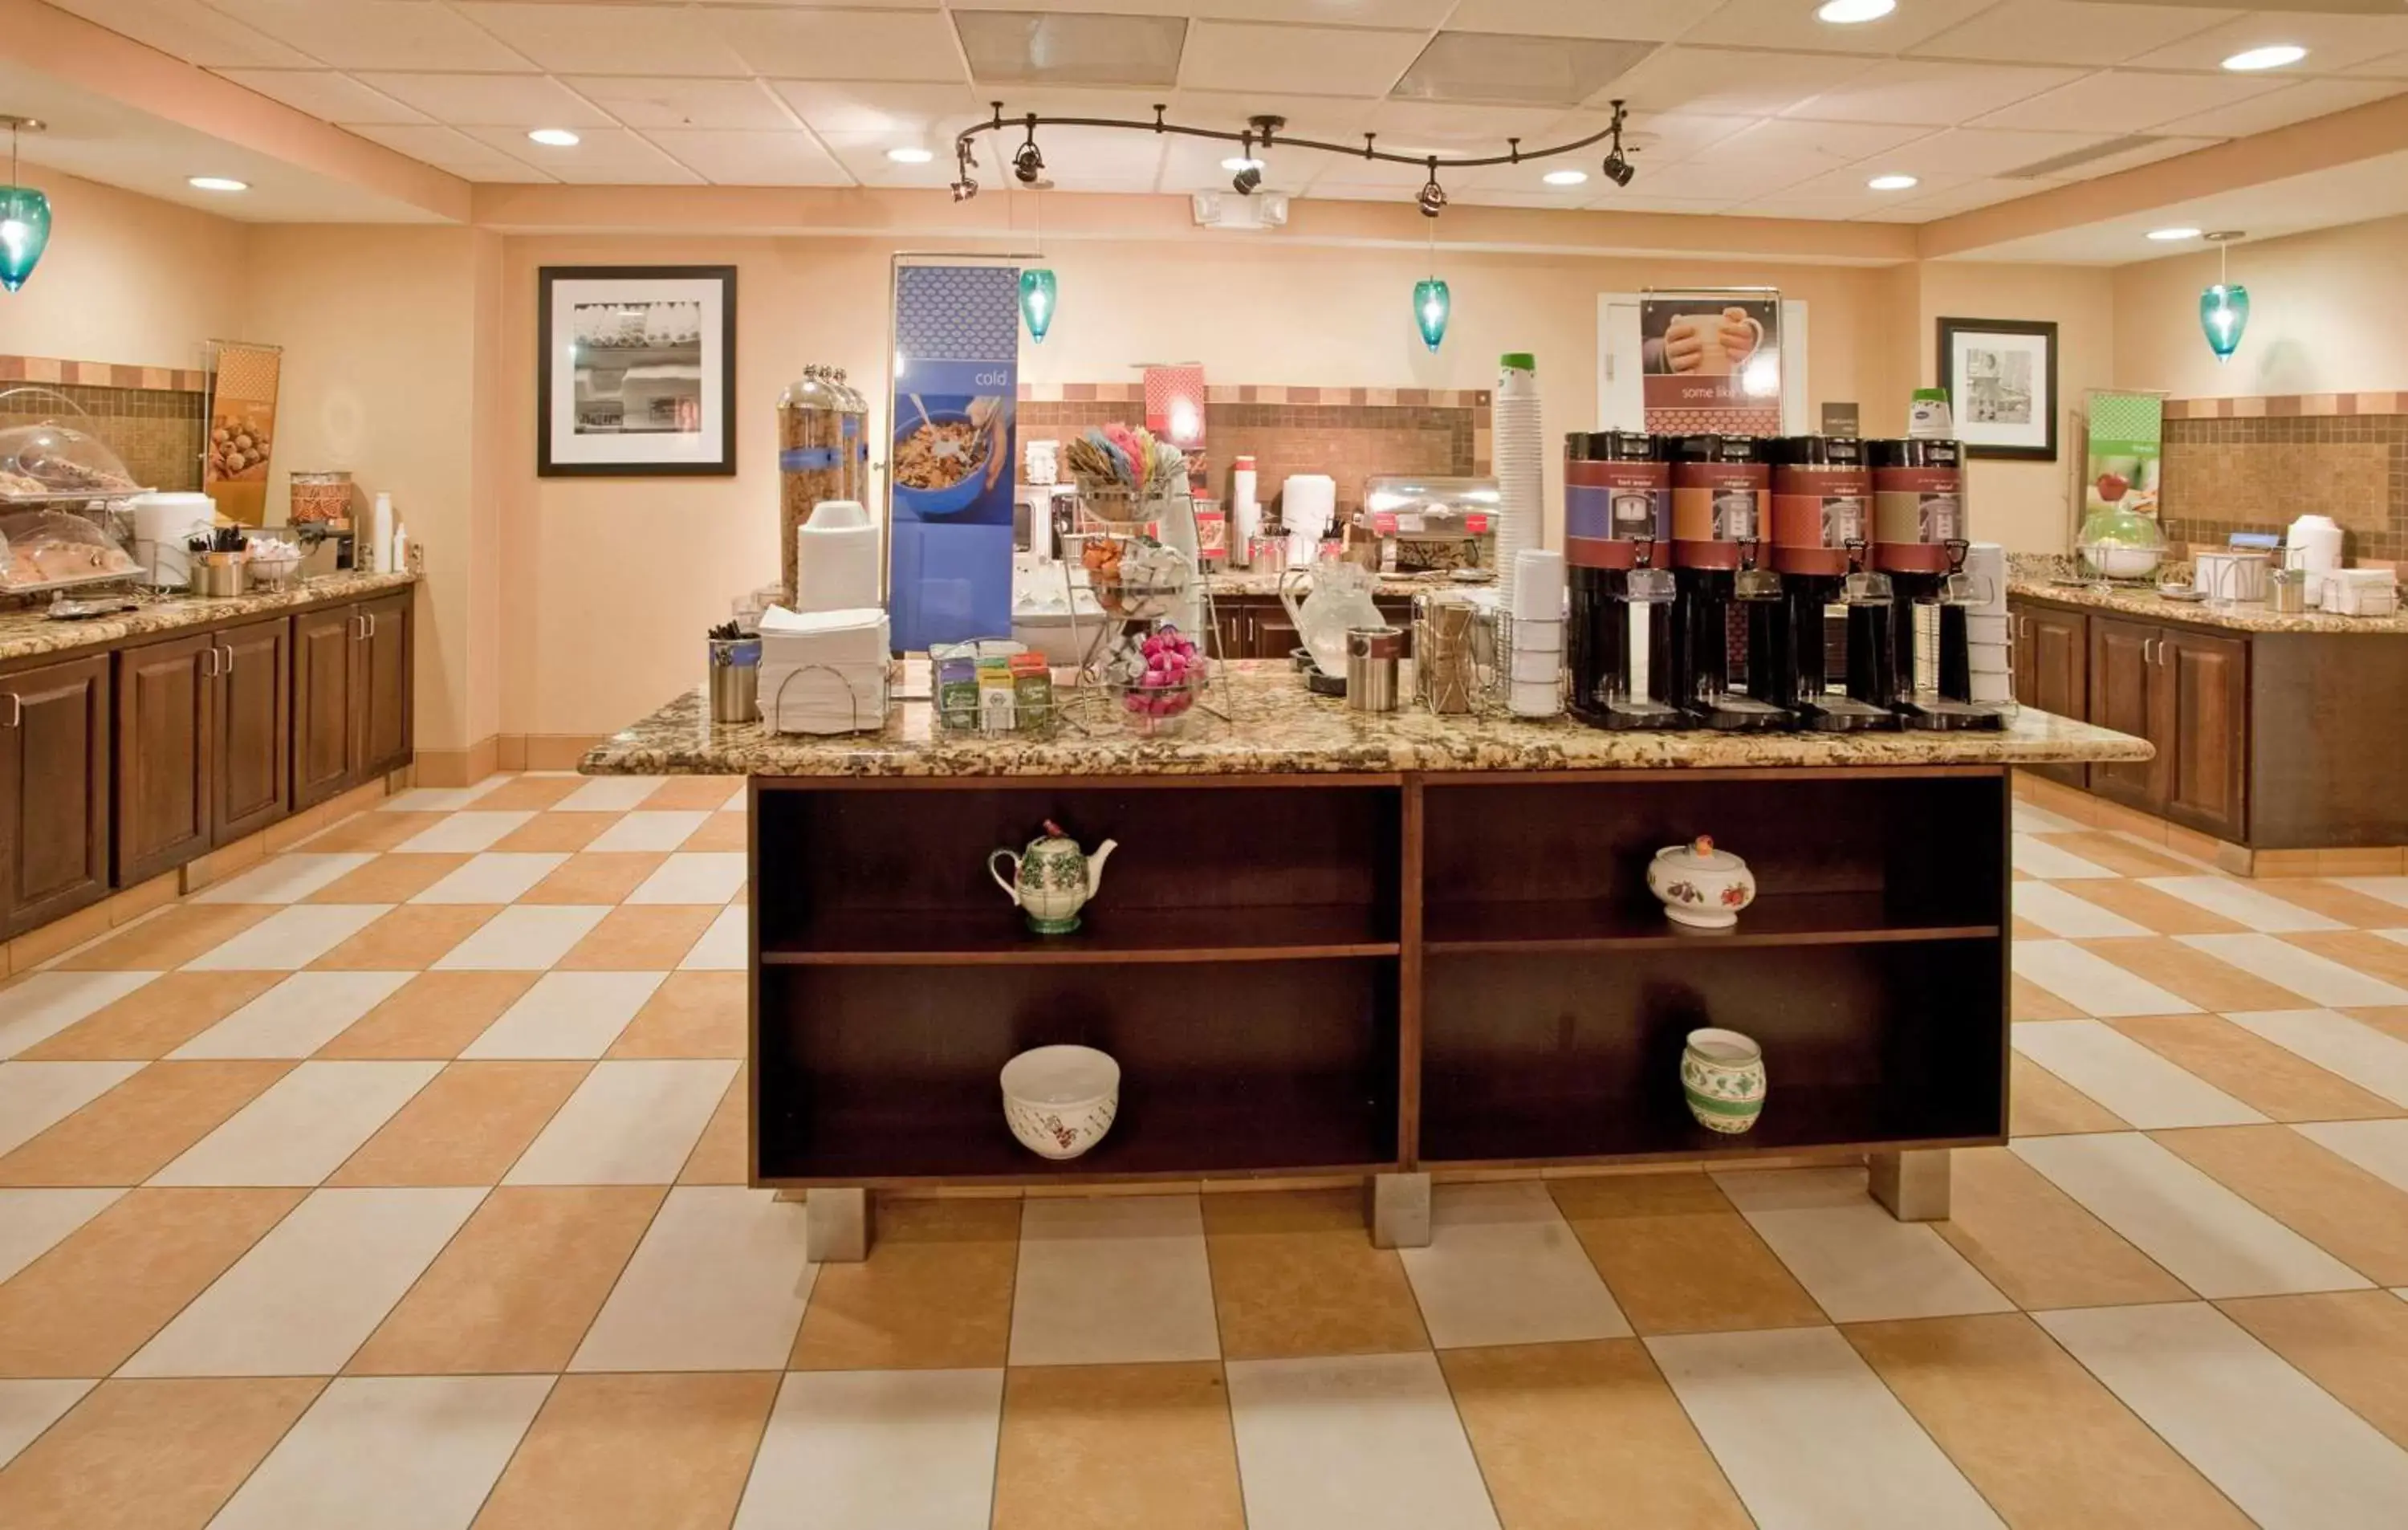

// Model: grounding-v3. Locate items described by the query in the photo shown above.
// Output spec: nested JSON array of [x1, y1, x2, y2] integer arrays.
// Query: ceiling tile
[[1367, 100, 1584, 153], [1000, 123, 1165, 191], [640, 129, 849, 186], [1390, 32, 1657, 109], [2041, 132, 2219, 180], [352, 72, 614, 128], [565, 78, 796, 132], [1683, 0, 1996, 56], [1617, 152, 1824, 205], [2344, 51, 2408, 82], [1778, 163, 1974, 201], [1439, 0, 1718, 43], [1581, 191, 1743, 215], [1605, 46, 1877, 118], [1178, 21, 1429, 96], [205, 0, 534, 71], [1733, 197, 1881, 222], [1783, 59, 2085, 125], [1457, 164, 1611, 201], [340, 121, 556, 181], [1158, 133, 1278, 191], [460, 124, 705, 184], [2125, 13, 2408, 75], [1168, 91, 1381, 141], [1294, 153, 1434, 192], [819, 130, 971, 186], [51, 0, 312, 68], [1580, 108, 1755, 169], [1971, 68, 2283, 133], [1908, 2, 2240, 68], [704, 8, 969, 82], [214, 69, 431, 125], [2150, 76, 2401, 137], [1859, 125, 2118, 178], [1865, 175, 2040, 218], [953, 10, 1187, 87], [770, 81, 986, 135], [943, 0, 1456, 22], [1702, 116, 1932, 166], [451, 4, 750, 78]]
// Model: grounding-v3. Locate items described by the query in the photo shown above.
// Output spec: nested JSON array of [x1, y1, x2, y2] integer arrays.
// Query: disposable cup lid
[[1499, 352, 1536, 372]]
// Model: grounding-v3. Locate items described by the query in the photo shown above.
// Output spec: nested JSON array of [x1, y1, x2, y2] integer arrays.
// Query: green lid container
[[1499, 352, 1536, 372]]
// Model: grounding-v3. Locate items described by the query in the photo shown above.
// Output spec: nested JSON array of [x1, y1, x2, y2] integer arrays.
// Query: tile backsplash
[[0, 376, 206, 494], [2159, 409, 2407, 564]]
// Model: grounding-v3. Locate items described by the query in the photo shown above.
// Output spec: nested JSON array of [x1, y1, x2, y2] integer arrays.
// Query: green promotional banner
[[2085, 390, 2162, 521]]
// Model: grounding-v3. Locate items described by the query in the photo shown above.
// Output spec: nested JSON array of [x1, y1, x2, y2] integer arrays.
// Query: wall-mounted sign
[[203, 340, 282, 526], [1641, 291, 1783, 436], [887, 258, 1019, 652]]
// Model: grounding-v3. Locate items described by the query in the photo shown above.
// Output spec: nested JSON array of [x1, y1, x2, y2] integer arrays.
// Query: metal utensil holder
[[1491, 610, 1567, 719], [706, 637, 761, 724]]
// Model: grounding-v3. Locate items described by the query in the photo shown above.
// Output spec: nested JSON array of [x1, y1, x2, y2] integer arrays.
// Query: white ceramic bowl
[[1000, 1044, 1121, 1160], [2078, 542, 2162, 580]]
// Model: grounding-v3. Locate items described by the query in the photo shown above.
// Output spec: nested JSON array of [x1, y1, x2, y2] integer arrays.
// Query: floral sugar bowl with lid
[[1646, 836, 1756, 930], [989, 820, 1118, 935]]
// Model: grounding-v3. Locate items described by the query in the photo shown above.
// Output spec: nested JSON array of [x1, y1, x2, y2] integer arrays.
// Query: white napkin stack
[[758, 605, 890, 734]]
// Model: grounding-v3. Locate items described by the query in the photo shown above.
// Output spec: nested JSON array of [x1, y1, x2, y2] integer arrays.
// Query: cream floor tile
[[182, 904, 392, 971], [2038, 1300, 2408, 1530], [734, 1368, 1003, 1530], [303, 852, 474, 905], [1550, 1174, 1825, 1336], [1202, 1189, 1427, 1360], [169, 970, 413, 1059], [558, 906, 718, 970], [307, 906, 497, 971], [0, 1060, 291, 1187], [431, 904, 610, 971], [553, 775, 665, 812], [0, 973, 161, 1060], [1011, 1194, 1220, 1366], [2011, 1019, 2264, 1128], [2011, 881, 2150, 938], [2138, 876, 2345, 933], [329, 1061, 590, 1187], [2247, 881, 2408, 929], [2012, 1132, 2371, 1298], [2011, 801, 2086, 834], [1226, 1351, 1500, 1530], [469, 1371, 776, 1530], [2334, 876, 2408, 909], [2076, 936, 2319, 1011], [679, 905, 746, 970], [470, 776, 586, 813], [2155, 1124, 2408, 1286], [210, 1375, 552, 1530], [2054, 877, 2249, 935], [1710, 1167, 2012, 1324], [123, 1186, 484, 1377], [502, 1059, 737, 1185], [459, 970, 665, 1060], [191, 852, 375, 905], [149, 1060, 441, 1186], [589, 811, 711, 853], [625, 852, 746, 906], [677, 1066, 746, 1182], [2284, 928, 2408, 990], [0, 1376, 324, 1530], [1845, 1312, 2251, 1530], [2011, 940, 2197, 1017], [2038, 832, 2204, 878], [55, 903, 271, 971], [2295, 1119, 2408, 1194], [989, 1362, 1242, 1530], [0, 1188, 120, 1282], [572, 1186, 813, 1372], [2007, 1052, 2132, 1137], [2223, 1007, 2408, 1106], [0, 1379, 89, 1470], [1645, 1325, 2005, 1530], [383, 781, 507, 813], [788, 1198, 1019, 1371], [2011, 835, 2115, 879], [0, 1062, 143, 1156], [610, 970, 743, 1060], [1399, 1180, 1629, 1349], [301, 811, 445, 853], [393, 812, 535, 854], [14, 972, 277, 1062], [2181, 933, 2408, 1008], [409, 852, 570, 905], [2106, 1013, 2398, 1122], [1934, 1145, 2191, 1310], [319, 971, 539, 1060], [2219, 1289, 2408, 1451]]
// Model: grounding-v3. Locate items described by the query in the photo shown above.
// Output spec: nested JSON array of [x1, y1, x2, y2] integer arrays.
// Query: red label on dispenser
[[1771, 464, 1871, 575], [1566, 459, 1669, 569]]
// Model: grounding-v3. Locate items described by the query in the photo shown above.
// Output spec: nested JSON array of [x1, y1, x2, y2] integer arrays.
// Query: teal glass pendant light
[[0, 117, 51, 295], [1019, 267, 1056, 344], [2199, 230, 2248, 364], [1413, 278, 1450, 352]]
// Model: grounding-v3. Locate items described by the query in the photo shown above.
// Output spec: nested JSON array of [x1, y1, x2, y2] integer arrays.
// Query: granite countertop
[[0, 571, 417, 664], [1205, 568, 1479, 600], [2007, 577, 2408, 635], [584, 659, 2150, 779]]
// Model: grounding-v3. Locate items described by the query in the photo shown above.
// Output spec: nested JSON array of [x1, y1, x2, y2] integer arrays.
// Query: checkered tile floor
[[3, 771, 2408, 1528]]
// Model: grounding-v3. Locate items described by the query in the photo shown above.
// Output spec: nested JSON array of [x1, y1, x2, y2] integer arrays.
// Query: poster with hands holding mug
[[1641, 293, 1782, 435]]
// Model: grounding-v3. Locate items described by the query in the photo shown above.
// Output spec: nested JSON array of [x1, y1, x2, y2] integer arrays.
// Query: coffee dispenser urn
[[1867, 437, 2009, 730], [1767, 436, 1897, 731], [1565, 431, 1684, 730], [1667, 434, 1793, 731]]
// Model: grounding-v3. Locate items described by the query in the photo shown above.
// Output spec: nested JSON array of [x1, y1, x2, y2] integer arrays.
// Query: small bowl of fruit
[[1108, 628, 1208, 737]]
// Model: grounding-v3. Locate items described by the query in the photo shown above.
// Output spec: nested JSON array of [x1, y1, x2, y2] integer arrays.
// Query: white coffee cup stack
[[1493, 352, 1544, 616], [1509, 547, 1565, 718]]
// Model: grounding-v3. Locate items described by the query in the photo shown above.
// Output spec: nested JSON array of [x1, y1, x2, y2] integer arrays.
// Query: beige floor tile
[[302, 852, 471, 905], [493, 813, 616, 855], [0, 1377, 324, 1530], [2156, 1124, 2408, 1285], [519, 852, 667, 905], [2032, 832, 2200, 878], [2009, 1052, 2133, 1137], [55, 905, 275, 972], [2108, 1013, 2398, 1122], [1202, 1189, 1426, 1360], [608, 970, 743, 1060], [0, 1187, 303, 1376], [677, 1067, 746, 1184], [1549, 1174, 1824, 1336], [1443, 1339, 1751, 1530], [303, 812, 446, 853], [2345, 1005, 2408, 1044], [1934, 1145, 2190, 1309], [2248, 880, 2408, 929], [0, 1060, 293, 1186], [679, 813, 747, 852], [642, 778, 743, 812], [735, 1369, 1002, 1529], [2011, 972, 2085, 1021], [993, 1362, 1242, 1530], [2219, 1289, 2408, 1451], [2011, 916, 2048, 940], [307, 905, 498, 971], [790, 1198, 1019, 1370], [469, 1371, 775, 1530], [349, 1186, 661, 1374], [557, 905, 717, 972], [571, 1186, 813, 1372], [473, 776, 588, 812], [2073, 936, 2313, 1011], [2284, 929, 2408, 991], [1845, 1313, 2251, 1529], [2055, 878, 2248, 935], [317, 971, 540, 1060], [15, 972, 281, 1060], [329, 1061, 589, 1186]]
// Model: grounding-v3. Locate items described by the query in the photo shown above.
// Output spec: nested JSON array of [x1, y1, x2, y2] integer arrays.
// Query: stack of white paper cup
[[1493, 352, 1544, 617], [1509, 547, 1565, 717]]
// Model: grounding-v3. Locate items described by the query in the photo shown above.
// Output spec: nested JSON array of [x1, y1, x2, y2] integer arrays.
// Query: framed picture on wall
[[538, 265, 736, 476], [1938, 317, 2057, 461]]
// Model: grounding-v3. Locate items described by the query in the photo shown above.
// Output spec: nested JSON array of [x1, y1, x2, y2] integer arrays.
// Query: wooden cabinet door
[[2162, 628, 2249, 842], [115, 633, 215, 885], [2025, 604, 2089, 788], [2088, 616, 2163, 812], [0, 655, 112, 936], [354, 593, 413, 782], [214, 618, 291, 844], [292, 604, 357, 809]]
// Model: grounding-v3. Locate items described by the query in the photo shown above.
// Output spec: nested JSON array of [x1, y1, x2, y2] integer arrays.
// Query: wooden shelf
[[1424, 893, 1998, 954], [762, 901, 1398, 966], [1418, 1081, 1999, 1169]]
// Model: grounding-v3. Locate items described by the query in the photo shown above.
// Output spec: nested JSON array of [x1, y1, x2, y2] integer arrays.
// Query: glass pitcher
[[1279, 557, 1384, 678]]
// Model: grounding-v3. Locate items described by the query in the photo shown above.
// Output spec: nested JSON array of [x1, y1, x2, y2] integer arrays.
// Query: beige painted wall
[[2115, 213, 2408, 399], [0, 168, 245, 370]]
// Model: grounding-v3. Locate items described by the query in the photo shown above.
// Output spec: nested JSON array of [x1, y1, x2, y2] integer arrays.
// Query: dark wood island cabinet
[[0, 654, 112, 938]]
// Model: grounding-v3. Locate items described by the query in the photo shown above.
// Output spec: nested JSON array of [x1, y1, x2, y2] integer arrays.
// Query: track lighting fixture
[[1601, 148, 1634, 187], [1230, 133, 1262, 195], [1011, 116, 1044, 185], [950, 178, 978, 202], [1417, 160, 1447, 218]]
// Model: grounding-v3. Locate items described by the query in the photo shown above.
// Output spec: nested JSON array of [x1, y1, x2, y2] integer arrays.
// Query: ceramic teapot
[[1279, 557, 1385, 679], [989, 820, 1118, 935]]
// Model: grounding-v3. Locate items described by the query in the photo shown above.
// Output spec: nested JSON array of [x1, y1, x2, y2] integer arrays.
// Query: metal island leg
[[1367, 1171, 1432, 1248], [1869, 1150, 1952, 1222]]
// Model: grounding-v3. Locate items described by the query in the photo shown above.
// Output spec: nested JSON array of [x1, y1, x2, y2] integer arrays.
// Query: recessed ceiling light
[[1867, 173, 1918, 190], [886, 146, 934, 165], [1816, 0, 1897, 23], [527, 128, 580, 148], [2222, 44, 2306, 72], [1221, 156, 1263, 173], [1543, 168, 1588, 186], [2147, 226, 2203, 242], [187, 176, 247, 192]]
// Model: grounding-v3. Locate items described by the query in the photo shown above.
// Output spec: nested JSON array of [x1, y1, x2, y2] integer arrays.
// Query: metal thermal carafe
[[1667, 434, 1793, 730], [1564, 430, 1682, 730], [1867, 437, 2008, 730], [1766, 436, 1896, 731]]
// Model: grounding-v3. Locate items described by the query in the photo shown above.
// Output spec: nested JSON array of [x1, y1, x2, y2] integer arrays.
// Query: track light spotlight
[[1012, 141, 1043, 185], [1601, 149, 1634, 187], [1232, 164, 1262, 195], [1418, 158, 1446, 218], [951, 177, 978, 202]]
